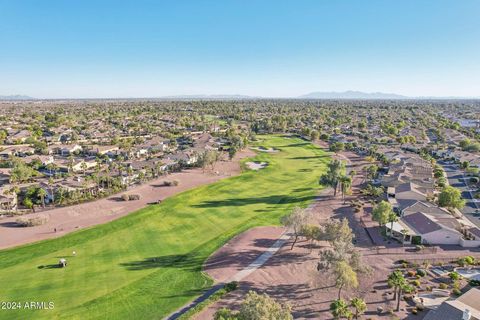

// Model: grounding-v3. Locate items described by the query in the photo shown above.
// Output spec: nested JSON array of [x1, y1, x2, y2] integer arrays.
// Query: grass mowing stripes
[[0, 135, 330, 320]]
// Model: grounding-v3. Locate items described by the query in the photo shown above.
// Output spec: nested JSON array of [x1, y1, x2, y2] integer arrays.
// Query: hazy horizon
[[1, 0, 479, 99]]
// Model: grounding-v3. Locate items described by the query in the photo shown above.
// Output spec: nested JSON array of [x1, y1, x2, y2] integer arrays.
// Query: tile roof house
[[423, 288, 480, 320], [6, 129, 32, 144], [386, 200, 480, 247], [388, 182, 428, 211]]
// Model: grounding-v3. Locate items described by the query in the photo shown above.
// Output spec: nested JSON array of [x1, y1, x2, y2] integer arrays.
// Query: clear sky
[[1, 0, 479, 98]]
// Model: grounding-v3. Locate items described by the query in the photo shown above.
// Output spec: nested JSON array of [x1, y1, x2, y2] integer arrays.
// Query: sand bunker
[[251, 146, 279, 153], [246, 162, 268, 170]]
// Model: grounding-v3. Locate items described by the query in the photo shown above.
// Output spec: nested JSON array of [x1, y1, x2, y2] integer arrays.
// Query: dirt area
[[0, 149, 255, 250], [195, 148, 480, 320], [204, 226, 285, 283], [245, 161, 267, 171]]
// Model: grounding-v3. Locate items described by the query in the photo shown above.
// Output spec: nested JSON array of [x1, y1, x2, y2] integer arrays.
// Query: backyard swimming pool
[[456, 267, 480, 281]]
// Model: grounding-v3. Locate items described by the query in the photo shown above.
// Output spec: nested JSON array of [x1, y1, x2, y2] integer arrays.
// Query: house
[[0, 169, 12, 186], [0, 147, 15, 158], [50, 177, 100, 199], [23, 155, 55, 166], [120, 145, 150, 159], [168, 150, 198, 165], [160, 158, 178, 171], [6, 129, 32, 144], [404, 212, 462, 245], [386, 201, 480, 247], [55, 159, 97, 173], [423, 288, 480, 320], [443, 128, 468, 147], [143, 137, 170, 153], [125, 158, 163, 173], [193, 133, 219, 150], [87, 145, 119, 157], [52, 144, 83, 156], [388, 182, 428, 212], [12, 146, 35, 157]]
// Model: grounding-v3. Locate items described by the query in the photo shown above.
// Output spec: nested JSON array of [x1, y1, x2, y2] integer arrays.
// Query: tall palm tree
[[387, 211, 398, 239], [47, 177, 55, 207], [387, 270, 407, 311], [37, 188, 47, 208]]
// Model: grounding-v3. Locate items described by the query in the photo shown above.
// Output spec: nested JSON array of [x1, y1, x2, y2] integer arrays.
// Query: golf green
[[0, 135, 330, 320]]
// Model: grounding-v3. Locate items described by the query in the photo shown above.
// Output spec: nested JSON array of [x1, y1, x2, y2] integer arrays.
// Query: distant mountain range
[[1, 91, 478, 100], [298, 91, 409, 99], [0, 95, 36, 100]]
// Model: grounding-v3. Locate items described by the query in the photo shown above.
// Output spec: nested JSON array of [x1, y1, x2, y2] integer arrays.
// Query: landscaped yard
[[0, 135, 330, 320]]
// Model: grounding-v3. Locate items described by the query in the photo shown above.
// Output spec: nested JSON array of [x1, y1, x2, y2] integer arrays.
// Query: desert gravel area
[[0, 149, 255, 250], [204, 226, 286, 283], [196, 149, 480, 320]]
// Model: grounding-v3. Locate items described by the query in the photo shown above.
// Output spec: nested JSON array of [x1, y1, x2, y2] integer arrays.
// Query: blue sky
[[0, 0, 479, 98]]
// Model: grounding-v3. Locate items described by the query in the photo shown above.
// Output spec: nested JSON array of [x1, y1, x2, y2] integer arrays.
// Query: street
[[439, 160, 480, 227]]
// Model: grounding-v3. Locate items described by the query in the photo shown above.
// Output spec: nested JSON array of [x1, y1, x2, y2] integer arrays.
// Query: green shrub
[[469, 279, 480, 286], [411, 280, 421, 287], [178, 281, 239, 319], [464, 256, 476, 265], [452, 288, 462, 296], [449, 271, 461, 281], [439, 283, 448, 289], [225, 281, 238, 292], [416, 269, 426, 277]]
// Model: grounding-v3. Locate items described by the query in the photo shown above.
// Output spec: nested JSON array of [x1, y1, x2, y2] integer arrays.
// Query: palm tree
[[387, 211, 398, 239], [387, 270, 407, 311], [68, 154, 74, 173], [47, 177, 55, 206], [330, 299, 352, 320], [57, 188, 66, 206], [350, 297, 367, 319], [37, 188, 47, 208]]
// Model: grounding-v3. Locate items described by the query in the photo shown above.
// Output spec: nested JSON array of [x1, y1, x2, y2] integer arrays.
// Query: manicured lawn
[[0, 135, 329, 320]]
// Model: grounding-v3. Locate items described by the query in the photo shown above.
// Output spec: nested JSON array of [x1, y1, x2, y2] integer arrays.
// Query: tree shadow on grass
[[38, 264, 62, 269], [289, 155, 329, 160], [120, 253, 203, 271], [276, 143, 310, 148], [293, 187, 311, 192], [192, 195, 316, 208]]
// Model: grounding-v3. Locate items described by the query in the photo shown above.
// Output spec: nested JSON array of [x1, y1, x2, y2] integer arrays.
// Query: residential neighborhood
[[1, 1, 480, 319]]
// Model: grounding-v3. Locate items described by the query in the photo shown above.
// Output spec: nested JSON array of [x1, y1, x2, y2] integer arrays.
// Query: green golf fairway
[[0, 135, 329, 320]]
